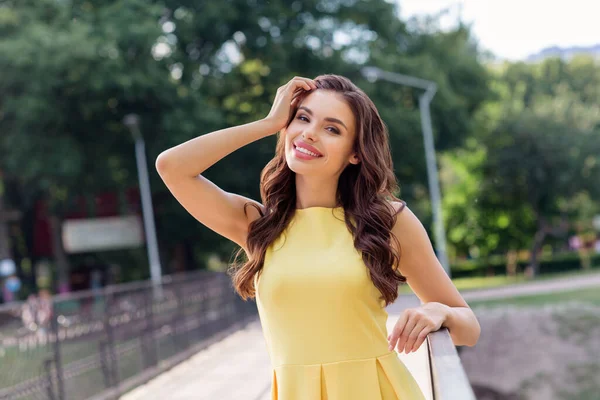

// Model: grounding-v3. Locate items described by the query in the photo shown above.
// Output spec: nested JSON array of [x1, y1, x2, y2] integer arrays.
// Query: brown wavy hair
[[228, 74, 408, 306]]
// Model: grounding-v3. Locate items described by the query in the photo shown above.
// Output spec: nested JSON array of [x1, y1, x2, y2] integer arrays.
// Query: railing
[[0, 270, 257, 400], [427, 329, 475, 400], [395, 294, 476, 400], [1, 277, 476, 400]]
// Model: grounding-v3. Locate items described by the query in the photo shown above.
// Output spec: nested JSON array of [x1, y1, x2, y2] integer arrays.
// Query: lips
[[293, 141, 322, 157]]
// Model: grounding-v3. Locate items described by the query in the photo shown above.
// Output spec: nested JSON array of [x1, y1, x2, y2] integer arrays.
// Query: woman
[[156, 75, 480, 399]]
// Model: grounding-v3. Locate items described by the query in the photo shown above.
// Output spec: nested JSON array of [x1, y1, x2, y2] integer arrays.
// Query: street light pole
[[123, 114, 163, 291], [361, 66, 451, 277]]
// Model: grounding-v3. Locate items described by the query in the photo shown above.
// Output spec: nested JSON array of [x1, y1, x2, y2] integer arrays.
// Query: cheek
[[327, 140, 352, 159], [284, 134, 299, 157], [286, 121, 301, 138], [287, 117, 299, 128]]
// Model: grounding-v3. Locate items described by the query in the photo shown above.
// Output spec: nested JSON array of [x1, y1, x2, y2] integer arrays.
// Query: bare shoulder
[[388, 201, 468, 307], [389, 200, 408, 216], [387, 200, 430, 257], [389, 201, 426, 238]]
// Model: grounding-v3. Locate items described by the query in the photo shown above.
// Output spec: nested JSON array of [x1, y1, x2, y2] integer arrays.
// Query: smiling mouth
[[293, 143, 322, 158]]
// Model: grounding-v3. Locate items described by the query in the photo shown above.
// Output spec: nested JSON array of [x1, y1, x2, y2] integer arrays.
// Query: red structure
[[33, 187, 142, 258]]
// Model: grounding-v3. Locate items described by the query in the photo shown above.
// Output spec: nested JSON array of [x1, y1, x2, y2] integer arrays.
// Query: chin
[[285, 157, 315, 176], [285, 157, 305, 174]]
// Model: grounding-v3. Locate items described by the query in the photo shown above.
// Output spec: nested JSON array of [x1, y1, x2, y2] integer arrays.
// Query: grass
[[399, 267, 600, 295], [468, 286, 600, 308]]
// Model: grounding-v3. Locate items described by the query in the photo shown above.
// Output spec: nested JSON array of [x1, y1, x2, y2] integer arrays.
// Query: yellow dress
[[255, 206, 425, 400]]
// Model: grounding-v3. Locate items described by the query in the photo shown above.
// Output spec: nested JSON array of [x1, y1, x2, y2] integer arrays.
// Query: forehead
[[300, 90, 355, 130]]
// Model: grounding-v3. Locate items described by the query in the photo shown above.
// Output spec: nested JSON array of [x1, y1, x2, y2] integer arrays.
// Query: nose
[[302, 127, 318, 142]]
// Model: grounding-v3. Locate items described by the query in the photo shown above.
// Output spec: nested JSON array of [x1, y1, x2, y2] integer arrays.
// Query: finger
[[290, 96, 303, 110], [403, 320, 428, 354], [287, 81, 311, 94], [396, 314, 418, 353], [388, 312, 409, 351], [290, 89, 305, 106], [291, 76, 315, 85], [390, 311, 416, 352], [410, 328, 430, 353], [304, 78, 317, 89], [290, 77, 317, 90], [290, 87, 309, 107], [292, 86, 307, 96]]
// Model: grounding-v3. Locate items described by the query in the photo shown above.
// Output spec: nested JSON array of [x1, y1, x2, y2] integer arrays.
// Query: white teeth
[[295, 146, 319, 157]]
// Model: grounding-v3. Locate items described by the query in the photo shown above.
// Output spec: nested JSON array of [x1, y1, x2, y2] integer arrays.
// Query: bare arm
[[388, 202, 480, 351], [156, 119, 277, 180], [156, 77, 317, 252], [155, 120, 275, 253]]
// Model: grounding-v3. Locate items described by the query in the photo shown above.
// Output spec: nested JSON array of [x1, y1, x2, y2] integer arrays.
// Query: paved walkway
[[121, 316, 431, 400], [459, 271, 600, 302], [121, 296, 430, 400], [120, 272, 600, 399], [121, 320, 273, 400]]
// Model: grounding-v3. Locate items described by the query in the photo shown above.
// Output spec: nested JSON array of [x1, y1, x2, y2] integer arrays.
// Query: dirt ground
[[460, 303, 600, 400]]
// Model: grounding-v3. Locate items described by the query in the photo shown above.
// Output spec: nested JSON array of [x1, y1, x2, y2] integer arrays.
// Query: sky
[[397, 0, 598, 60]]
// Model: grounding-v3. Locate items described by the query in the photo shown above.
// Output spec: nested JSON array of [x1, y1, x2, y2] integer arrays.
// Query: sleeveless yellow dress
[[254, 206, 425, 400]]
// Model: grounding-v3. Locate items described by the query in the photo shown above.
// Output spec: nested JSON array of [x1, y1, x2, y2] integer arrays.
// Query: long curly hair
[[228, 74, 407, 307]]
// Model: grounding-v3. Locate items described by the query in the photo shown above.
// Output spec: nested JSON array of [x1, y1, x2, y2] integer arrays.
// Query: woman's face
[[283, 90, 359, 178]]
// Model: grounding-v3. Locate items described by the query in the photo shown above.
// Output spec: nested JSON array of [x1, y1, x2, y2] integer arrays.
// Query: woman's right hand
[[264, 76, 317, 133]]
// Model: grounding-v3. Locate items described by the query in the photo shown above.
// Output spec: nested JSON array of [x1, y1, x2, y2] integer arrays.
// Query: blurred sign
[[62, 215, 144, 253]]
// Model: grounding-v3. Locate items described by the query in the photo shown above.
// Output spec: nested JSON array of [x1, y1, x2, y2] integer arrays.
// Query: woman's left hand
[[387, 302, 449, 353]]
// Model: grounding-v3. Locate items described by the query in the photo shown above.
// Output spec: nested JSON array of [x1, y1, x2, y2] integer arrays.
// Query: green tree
[[0, 0, 494, 292], [440, 55, 600, 277], [151, 0, 492, 258], [0, 0, 219, 289], [477, 58, 600, 276]]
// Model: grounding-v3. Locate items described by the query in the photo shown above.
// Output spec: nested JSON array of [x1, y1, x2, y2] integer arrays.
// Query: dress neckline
[[295, 206, 344, 212]]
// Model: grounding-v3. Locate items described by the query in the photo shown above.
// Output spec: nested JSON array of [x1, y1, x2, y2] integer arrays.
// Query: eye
[[327, 127, 340, 134], [297, 115, 309, 122]]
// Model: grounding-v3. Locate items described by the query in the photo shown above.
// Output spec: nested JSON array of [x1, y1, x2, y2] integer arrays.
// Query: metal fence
[[0, 271, 257, 400]]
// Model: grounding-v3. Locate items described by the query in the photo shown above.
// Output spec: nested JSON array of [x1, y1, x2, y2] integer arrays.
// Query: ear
[[349, 152, 360, 165]]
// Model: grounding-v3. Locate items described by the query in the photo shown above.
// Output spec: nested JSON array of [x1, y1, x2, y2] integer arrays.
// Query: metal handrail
[[427, 328, 476, 400], [0, 270, 257, 400], [394, 294, 475, 399]]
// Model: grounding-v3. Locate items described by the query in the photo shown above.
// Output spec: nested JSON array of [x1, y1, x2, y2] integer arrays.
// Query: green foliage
[[147, 0, 492, 259], [451, 252, 600, 279], [365, 23, 491, 195], [441, 55, 600, 265], [440, 137, 535, 259], [8, 0, 591, 283], [0, 0, 185, 211]]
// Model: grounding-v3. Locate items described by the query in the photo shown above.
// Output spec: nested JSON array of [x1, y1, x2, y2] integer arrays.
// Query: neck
[[294, 173, 338, 209]]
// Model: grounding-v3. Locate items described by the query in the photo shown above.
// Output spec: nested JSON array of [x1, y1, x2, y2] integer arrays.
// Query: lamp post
[[123, 114, 163, 291], [361, 66, 451, 277]]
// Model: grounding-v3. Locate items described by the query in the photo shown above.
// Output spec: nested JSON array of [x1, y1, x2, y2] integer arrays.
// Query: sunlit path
[[121, 295, 435, 400]]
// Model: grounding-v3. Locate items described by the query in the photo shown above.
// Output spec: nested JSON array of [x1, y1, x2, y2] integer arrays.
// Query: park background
[[0, 0, 599, 399]]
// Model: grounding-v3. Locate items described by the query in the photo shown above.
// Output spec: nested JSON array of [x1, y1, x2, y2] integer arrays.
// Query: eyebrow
[[297, 106, 348, 130]]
